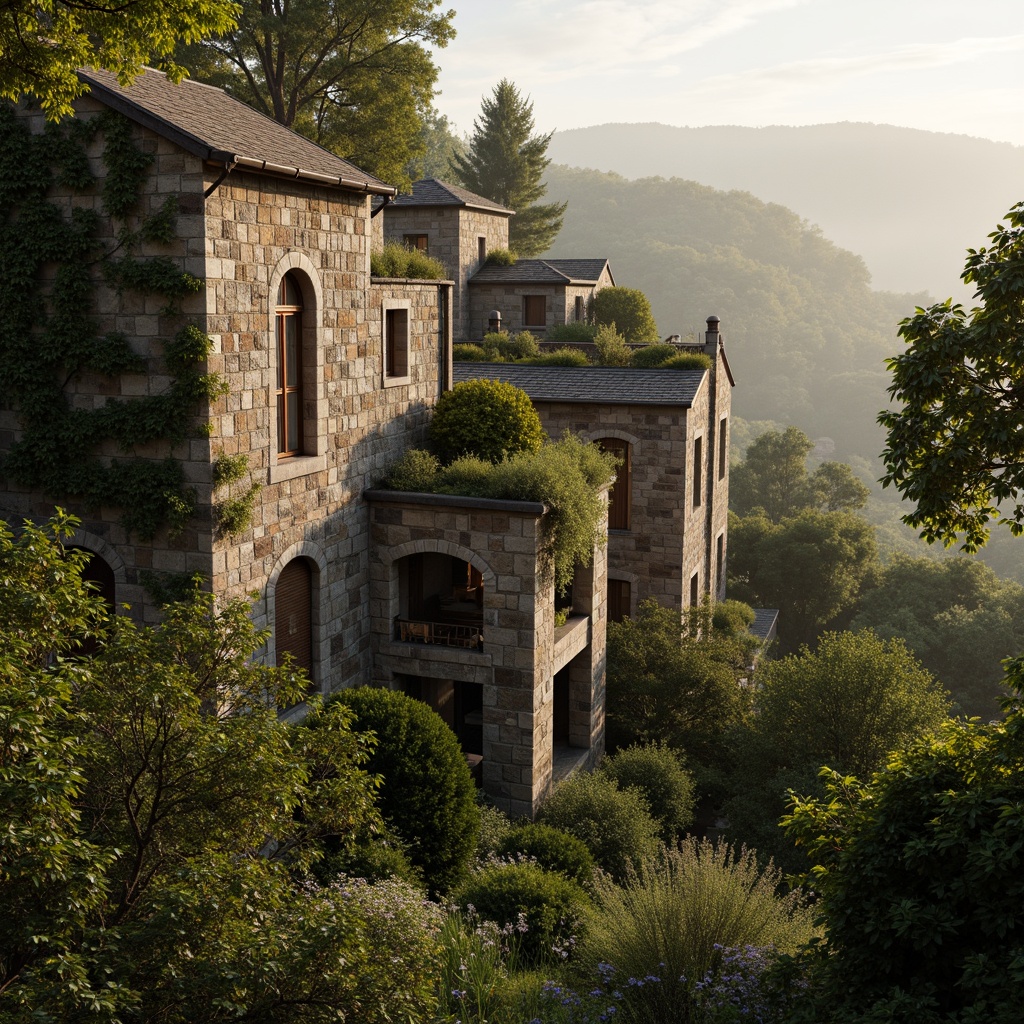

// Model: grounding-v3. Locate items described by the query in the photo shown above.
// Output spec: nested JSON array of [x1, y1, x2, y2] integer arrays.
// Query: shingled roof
[[471, 258, 612, 286], [453, 363, 705, 406], [386, 178, 513, 214], [78, 68, 396, 196]]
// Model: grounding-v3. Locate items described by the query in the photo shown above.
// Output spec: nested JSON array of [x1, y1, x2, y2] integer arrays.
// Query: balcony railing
[[395, 617, 483, 650]]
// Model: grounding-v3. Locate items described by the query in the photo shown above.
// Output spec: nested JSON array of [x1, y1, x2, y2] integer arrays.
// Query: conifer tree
[[452, 79, 566, 257]]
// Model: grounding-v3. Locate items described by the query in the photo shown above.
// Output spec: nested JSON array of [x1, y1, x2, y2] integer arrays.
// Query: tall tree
[[452, 79, 566, 257], [178, 0, 455, 185], [881, 200, 1024, 552], [0, 0, 238, 119]]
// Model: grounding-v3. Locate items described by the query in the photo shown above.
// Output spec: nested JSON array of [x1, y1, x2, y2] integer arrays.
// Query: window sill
[[270, 453, 327, 484], [383, 374, 411, 389]]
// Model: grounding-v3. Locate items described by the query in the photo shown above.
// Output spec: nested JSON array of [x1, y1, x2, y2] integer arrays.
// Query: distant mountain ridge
[[548, 122, 1024, 302]]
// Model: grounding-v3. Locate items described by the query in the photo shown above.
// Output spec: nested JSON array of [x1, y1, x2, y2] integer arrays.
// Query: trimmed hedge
[[497, 822, 596, 886], [600, 743, 696, 842]]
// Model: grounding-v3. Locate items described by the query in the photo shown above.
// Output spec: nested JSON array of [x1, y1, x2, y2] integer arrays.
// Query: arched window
[[69, 547, 115, 655], [275, 557, 314, 684], [276, 273, 303, 457], [598, 438, 631, 531]]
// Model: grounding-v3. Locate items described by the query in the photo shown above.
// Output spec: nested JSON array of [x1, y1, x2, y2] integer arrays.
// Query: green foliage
[[370, 240, 447, 279], [215, 483, 262, 536], [139, 568, 206, 607], [430, 378, 546, 464], [782, 657, 1024, 1021], [592, 322, 632, 366], [537, 771, 661, 881], [881, 201, 1024, 552], [606, 599, 753, 768], [531, 346, 592, 367], [577, 840, 816, 1023], [403, 107, 466, 182], [591, 286, 659, 344], [0, 108, 224, 538], [497, 823, 596, 887], [212, 451, 250, 487], [600, 743, 697, 843], [382, 447, 440, 491], [546, 321, 598, 344], [452, 79, 566, 257], [327, 687, 480, 895], [725, 630, 950, 874], [728, 508, 879, 652], [485, 246, 518, 266], [480, 329, 540, 361], [456, 861, 589, 965], [629, 343, 678, 368], [475, 803, 516, 862], [0, 0, 237, 120], [661, 352, 712, 371], [712, 598, 756, 635], [453, 342, 489, 361], [179, 0, 455, 187], [851, 555, 1024, 718], [437, 911, 523, 1023]]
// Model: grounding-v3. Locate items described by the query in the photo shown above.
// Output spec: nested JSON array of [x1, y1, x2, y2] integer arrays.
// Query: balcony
[[395, 616, 483, 650]]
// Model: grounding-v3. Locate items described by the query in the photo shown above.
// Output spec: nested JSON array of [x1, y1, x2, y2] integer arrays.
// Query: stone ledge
[[365, 488, 546, 515], [553, 614, 591, 675]]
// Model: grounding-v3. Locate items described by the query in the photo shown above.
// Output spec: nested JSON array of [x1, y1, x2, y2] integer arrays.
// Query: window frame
[[275, 274, 303, 459], [382, 298, 412, 387], [523, 294, 547, 328], [404, 233, 429, 253]]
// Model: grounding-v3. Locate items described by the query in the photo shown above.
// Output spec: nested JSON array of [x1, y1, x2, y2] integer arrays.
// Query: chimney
[[488, 309, 502, 333], [703, 315, 720, 357]]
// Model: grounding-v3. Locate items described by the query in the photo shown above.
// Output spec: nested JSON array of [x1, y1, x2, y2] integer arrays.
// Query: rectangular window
[[716, 533, 725, 592], [608, 579, 631, 623], [690, 571, 699, 607], [718, 417, 728, 480], [523, 294, 546, 327], [478, 236, 486, 263], [692, 436, 703, 508], [574, 295, 584, 322], [385, 307, 409, 380], [404, 233, 428, 252]]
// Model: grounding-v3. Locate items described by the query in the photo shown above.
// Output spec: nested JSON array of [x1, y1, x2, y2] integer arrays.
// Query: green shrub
[[382, 449, 439, 491], [590, 286, 659, 343], [537, 771, 660, 880], [630, 343, 679, 368], [576, 839, 816, 1023], [475, 803, 516, 862], [546, 322, 598, 344], [531, 346, 591, 367], [456, 861, 589, 964], [430, 379, 545, 464], [326, 688, 480, 895], [661, 352, 712, 371], [503, 331, 540, 360], [315, 826, 423, 888], [370, 241, 447, 280], [498, 822, 596, 886], [600, 743, 696, 842], [485, 247, 518, 266], [593, 322, 632, 367], [453, 343, 489, 361], [712, 599, 756, 636]]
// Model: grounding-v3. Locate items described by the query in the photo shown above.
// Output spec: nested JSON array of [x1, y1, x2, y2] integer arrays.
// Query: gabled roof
[[453, 363, 705, 407], [78, 68, 396, 196], [387, 178, 514, 214], [471, 258, 612, 286]]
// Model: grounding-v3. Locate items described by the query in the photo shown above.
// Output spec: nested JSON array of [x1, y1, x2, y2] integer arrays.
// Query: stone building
[[456, 317, 734, 621], [0, 70, 607, 816]]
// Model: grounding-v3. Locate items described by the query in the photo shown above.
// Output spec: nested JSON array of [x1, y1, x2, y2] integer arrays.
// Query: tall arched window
[[275, 557, 314, 684], [598, 438, 631, 531], [276, 273, 303, 457]]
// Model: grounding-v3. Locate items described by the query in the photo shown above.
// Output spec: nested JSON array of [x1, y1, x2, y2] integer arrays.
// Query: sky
[[431, 0, 1024, 146]]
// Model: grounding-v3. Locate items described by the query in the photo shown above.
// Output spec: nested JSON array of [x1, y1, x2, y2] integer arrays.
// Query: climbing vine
[[0, 105, 226, 538]]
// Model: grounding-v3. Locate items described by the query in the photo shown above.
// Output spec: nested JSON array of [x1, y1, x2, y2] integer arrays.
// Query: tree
[[728, 508, 879, 652], [880, 200, 1024, 553], [451, 79, 566, 257], [179, 0, 455, 185], [725, 630, 951, 874], [589, 286, 660, 344], [404, 107, 466, 181], [781, 658, 1024, 1022], [0, 0, 238, 119]]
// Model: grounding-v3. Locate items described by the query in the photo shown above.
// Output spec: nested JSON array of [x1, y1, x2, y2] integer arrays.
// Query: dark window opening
[[276, 273, 303, 456], [716, 533, 725, 593], [404, 233, 428, 252], [599, 438, 631, 530], [385, 307, 409, 378], [478, 236, 486, 263], [718, 417, 728, 480], [690, 571, 699, 607], [608, 578, 631, 623], [574, 295, 584, 322], [692, 436, 703, 508]]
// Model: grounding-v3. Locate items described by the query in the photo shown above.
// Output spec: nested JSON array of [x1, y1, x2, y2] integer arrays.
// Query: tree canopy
[[0, 0, 238, 119], [451, 79, 566, 257], [178, 0, 455, 185], [881, 200, 1024, 552], [589, 285, 660, 344]]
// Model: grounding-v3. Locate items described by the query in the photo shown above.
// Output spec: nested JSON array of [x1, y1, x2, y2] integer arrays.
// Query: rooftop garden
[[370, 241, 446, 279]]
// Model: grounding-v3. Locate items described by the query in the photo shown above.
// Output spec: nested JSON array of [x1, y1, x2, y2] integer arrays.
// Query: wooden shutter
[[276, 559, 313, 679], [523, 295, 546, 327], [607, 579, 631, 623], [600, 438, 630, 530]]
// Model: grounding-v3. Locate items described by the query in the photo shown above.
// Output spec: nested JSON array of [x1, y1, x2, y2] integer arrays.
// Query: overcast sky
[[432, 0, 1024, 145]]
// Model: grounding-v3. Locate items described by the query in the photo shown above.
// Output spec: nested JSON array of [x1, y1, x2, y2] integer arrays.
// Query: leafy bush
[[453, 343, 489, 361], [600, 743, 696, 842], [381, 448, 439, 491], [504, 331, 540, 359], [370, 241, 447, 280], [590, 286, 659, 343], [531, 346, 591, 367], [593, 322, 632, 367], [314, 826, 423, 888], [576, 840, 816, 1023], [497, 822, 596, 886], [661, 352, 712, 371], [537, 771, 660, 880], [475, 802, 516, 862], [712, 598, 756, 635], [429, 379, 545, 464], [485, 247, 518, 266], [456, 861, 589, 964], [630, 343, 679, 368], [546, 321, 598, 344], [326, 688, 480, 895]]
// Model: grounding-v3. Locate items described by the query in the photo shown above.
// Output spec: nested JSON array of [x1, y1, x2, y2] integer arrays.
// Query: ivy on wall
[[0, 105, 227, 539]]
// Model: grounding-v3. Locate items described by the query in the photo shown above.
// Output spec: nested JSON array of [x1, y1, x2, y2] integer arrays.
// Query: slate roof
[[78, 68, 396, 196], [387, 178, 513, 214], [750, 609, 779, 644], [471, 258, 612, 286], [453, 363, 705, 406]]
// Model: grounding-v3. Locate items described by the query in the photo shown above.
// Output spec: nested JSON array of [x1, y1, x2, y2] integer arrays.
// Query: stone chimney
[[703, 315, 720, 358]]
